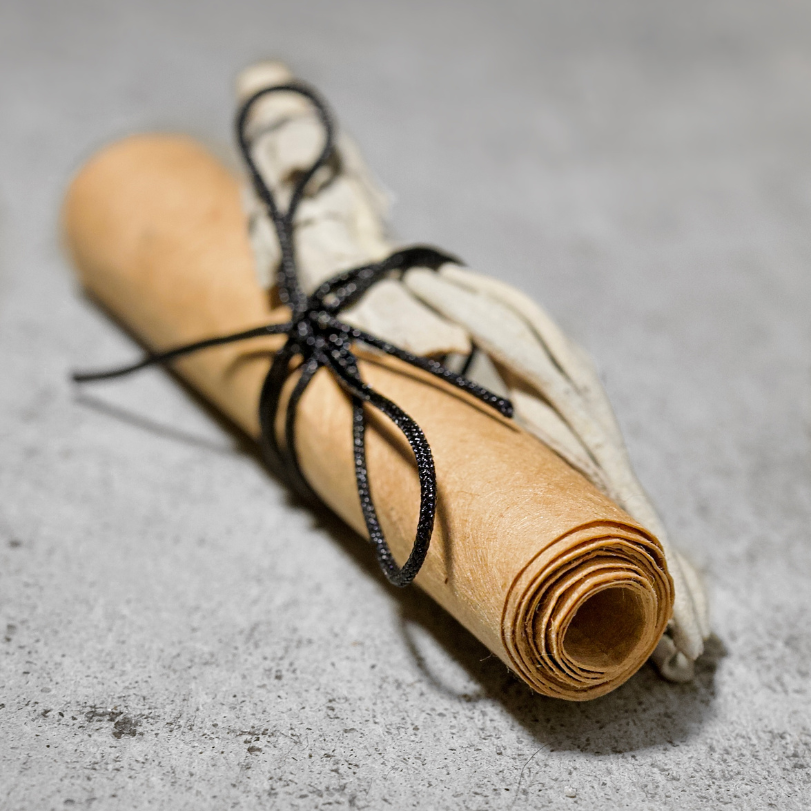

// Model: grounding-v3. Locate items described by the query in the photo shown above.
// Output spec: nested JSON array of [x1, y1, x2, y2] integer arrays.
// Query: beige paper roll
[[63, 134, 673, 700]]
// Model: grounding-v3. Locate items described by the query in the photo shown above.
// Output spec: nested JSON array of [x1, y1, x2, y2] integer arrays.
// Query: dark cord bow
[[73, 82, 513, 587]]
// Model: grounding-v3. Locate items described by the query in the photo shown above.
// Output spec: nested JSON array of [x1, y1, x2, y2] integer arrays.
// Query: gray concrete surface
[[1, 1, 810, 808]]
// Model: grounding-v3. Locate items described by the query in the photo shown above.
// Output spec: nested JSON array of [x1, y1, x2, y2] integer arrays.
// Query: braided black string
[[73, 82, 513, 587]]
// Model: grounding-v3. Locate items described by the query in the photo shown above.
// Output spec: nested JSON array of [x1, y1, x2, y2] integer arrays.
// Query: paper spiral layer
[[504, 525, 672, 699]]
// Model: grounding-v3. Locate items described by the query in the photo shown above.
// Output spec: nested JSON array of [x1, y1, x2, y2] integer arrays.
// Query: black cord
[[73, 82, 513, 587]]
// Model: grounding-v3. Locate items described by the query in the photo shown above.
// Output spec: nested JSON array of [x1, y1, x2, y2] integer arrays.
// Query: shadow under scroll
[[399, 585, 724, 755], [73, 389, 255, 457], [305, 500, 724, 756]]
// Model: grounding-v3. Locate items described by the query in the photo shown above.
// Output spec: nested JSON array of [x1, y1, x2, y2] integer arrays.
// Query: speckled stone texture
[[1, 1, 810, 808]]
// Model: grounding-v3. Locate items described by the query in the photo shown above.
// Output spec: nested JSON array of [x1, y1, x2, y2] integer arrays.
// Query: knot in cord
[[74, 82, 513, 587]]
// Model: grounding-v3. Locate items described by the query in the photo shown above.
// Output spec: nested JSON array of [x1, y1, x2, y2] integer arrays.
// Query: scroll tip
[[236, 60, 294, 102]]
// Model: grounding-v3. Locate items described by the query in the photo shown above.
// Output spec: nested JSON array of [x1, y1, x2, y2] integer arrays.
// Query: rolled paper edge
[[502, 521, 673, 701]]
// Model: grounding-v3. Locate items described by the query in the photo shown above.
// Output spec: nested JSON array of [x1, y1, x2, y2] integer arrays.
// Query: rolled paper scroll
[[63, 135, 672, 700], [63, 74, 685, 700]]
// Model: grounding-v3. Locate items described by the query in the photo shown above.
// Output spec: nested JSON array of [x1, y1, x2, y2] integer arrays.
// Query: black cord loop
[[73, 82, 513, 587]]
